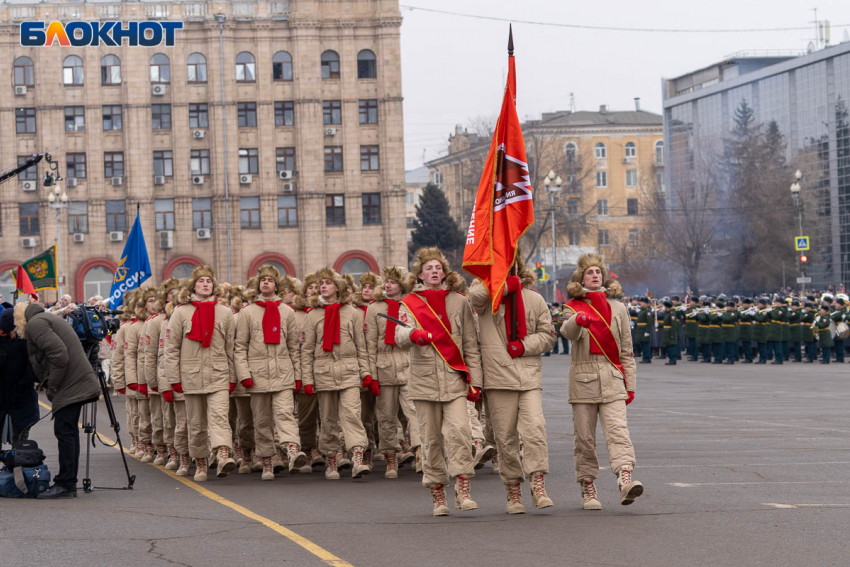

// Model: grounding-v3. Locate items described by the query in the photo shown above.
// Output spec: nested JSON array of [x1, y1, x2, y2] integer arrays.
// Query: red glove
[[576, 313, 592, 328], [138, 384, 148, 397], [361, 375, 373, 389], [508, 340, 525, 358], [295, 380, 302, 392], [151, 386, 158, 392], [626, 391, 635, 405], [467, 385, 481, 403], [172, 383, 183, 394], [229, 382, 236, 395], [162, 391, 173, 403], [128, 383, 138, 391], [369, 380, 380, 397], [241, 378, 254, 389], [304, 384, 314, 396], [117, 388, 126, 395], [410, 329, 432, 346], [505, 275, 521, 294]]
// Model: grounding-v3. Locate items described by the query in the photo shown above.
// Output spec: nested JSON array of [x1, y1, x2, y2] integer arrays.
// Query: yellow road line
[[38, 400, 354, 567]]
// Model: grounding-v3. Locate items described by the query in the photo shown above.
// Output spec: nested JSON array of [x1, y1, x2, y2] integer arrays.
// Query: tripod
[[81, 341, 136, 493]]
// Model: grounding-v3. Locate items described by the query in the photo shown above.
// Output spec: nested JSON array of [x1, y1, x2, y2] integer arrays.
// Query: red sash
[[401, 293, 469, 379], [564, 298, 625, 378]]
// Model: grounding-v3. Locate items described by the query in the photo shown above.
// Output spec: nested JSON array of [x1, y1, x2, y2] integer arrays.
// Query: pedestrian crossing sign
[[795, 236, 810, 251]]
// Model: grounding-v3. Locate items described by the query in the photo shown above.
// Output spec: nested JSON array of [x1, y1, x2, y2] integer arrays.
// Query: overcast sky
[[400, 0, 848, 170]]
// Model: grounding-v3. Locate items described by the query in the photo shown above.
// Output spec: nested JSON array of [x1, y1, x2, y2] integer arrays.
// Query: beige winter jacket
[[234, 296, 301, 392], [301, 297, 370, 391], [560, 290, 636, 404], [395, 283, 483, 402], [123, 319, 145, 399], [364, 299, 410, 386], [142, 314, 165, 393], [468, 282, 556, 391], [156, 309, 183, 400], [110, 322, 128, 391], [163, 295, 236, 394]]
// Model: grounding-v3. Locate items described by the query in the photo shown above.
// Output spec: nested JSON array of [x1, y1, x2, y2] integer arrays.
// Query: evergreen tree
[[409, 183, 465, 259]]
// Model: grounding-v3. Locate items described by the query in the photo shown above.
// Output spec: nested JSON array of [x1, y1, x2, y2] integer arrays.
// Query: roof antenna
[[569, 92, 576, 113]]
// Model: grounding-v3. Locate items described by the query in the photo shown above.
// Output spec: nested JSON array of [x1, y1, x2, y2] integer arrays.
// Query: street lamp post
[[790, 169, 804, 293], [543, 169, 563, 303], [47, 184, 69, 297]]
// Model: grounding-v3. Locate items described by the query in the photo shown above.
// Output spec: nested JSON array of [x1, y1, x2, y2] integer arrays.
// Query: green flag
[[17, 245, 57, 291]]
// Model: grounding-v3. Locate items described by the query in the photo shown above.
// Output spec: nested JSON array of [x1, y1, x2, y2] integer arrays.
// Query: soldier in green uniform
[[815, 304, 834, 364], [738, 298, 755, 363], [787, 299, 804, 362], [830, 297, 846, 362], [684, 297, 699, 361], [661, 300, 680, 365], [753, 298, 771, 364], [720, 299, 738, 364], [802, 301, 818, 363], [767, 297, 786, 364], [709, 298, 723, 364], [636, 297, 653, 363], [628, 298, 640, 356], [781, 298, 793, 361], [671, 296, 685, 361], [695, 298, 712, 363]]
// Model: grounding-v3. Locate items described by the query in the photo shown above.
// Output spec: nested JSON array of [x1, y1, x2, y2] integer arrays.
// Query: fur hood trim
[[373, 266, 411, 301], [566, 281, 624, 299], [179, 265, 223, 304], [164, 301, 175, 320], [309, 267, 351, 307], [14, 303, 28, 339], [301, 272, 318, 296], [513, 255, 536, 288], [135, 286, 159, 319], [406, 247, 467, 293], [248, 264, 284, 296], [410, 271, 468, 295], [156, 277, 182, 313], [567, 253, 622, 298]]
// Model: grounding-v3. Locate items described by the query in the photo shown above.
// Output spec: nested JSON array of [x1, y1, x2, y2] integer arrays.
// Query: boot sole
[[217, 460, 236, 477], [507, 505, 526, 514], [352, 467, 370, 479], [291, 453, 308, 469], [325, 472, 340, 480], [433, 506, 450, 516], [621, 483, 644, 505], [582, 502, 602, 510], [473, 446, 495, 470], [456, 501, 478, 511], [533, 497, 554, 509]]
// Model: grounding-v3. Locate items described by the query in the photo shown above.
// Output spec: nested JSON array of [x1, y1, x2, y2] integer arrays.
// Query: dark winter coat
[[0, 334, 40, 432], [22, 304, 100, 413]]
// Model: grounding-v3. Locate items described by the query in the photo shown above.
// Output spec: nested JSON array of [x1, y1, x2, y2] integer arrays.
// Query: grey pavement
[[4, 356, 850, 567]]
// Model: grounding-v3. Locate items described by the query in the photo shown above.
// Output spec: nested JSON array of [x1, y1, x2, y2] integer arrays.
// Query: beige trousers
[[137, 397, 152, 443], [398, 385, 421, 449], [296, 392, 319, 453], [414, 397, 475, 488], [318, 387, 367, 454], [185, 390, 232, 459], [173, 399, 189, 455], [162, 398, 175, 446], [467, 400, 485, 441], [375, 385, 420, 454], [150, 393, 164, 446], [486, 389, 549, 483], [251, 391, 301, 457], [572, 400, 636, 482], [125, 396, 138, 439], [360, 390, 377, 450], [232, 396, 254, 450]]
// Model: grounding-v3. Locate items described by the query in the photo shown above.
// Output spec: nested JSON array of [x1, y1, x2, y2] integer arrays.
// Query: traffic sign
[[795, 236, 810, 251], [797, 276, 812, 284]]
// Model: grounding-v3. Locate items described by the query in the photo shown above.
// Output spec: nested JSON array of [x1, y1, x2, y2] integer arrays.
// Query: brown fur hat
[[118, 289, 138, 320], [229, 284, 247, 311], [156, 277, 182, 312], [177, 265, 223, 304], [309, 267, 352, 307], [281, 276, 300, 296], [301, 272, 318, 296], [13, 303, 28, 339], [373, 266, 411, 301], [342, 273, 358, 295], [250, 264, 284, 295], [567, 253, 623, 298], [513, 255, 536, 288], [135, 286, 160, 319], [406, 247, 467, 294], [353, 272, 382, 306]]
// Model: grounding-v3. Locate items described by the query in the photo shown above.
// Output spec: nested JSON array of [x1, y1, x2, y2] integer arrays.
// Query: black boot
[[37, 484, 77, 499]]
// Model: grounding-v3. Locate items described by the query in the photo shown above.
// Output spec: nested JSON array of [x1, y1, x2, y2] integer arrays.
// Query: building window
[[596, 171, 607, 188], [14, 56, 34, 86], [19, 203, 39, 235], [241, 196, 261, 229], [274, 101, 294, 126], [564, 174, 579, 194], [627, 198, 639, 215], [628, 228, 639, 246], [359, 99, 378, 124], [627, 170, 639, 187], [278, 195, 297, 227], [567, 199, 579, 215], [68, 201, 88, 234], [170, 263, 197, 279], [340, 258, 370, 280], [101, 54, 121, 85], [235, 52, 256, 82], [149, 53, 170, 83], [564, 142, 578, 165], [656, 171, 666, 192], [406, 217, 416, 228], [106, 200, 126, 232], [276, 147, 296, 173], [103, 105, 122, 131], [598, 229, 609, 247], [153, 151, 173, 177], [326, 195, 345, 226], [63, 55, 84, 85], [357, 49, 377, 79], [595, 142, 606, 159], [190, 149, 210, 176], [15, 108, 36, 134], [655, 140, 664, 164], [239, 148, 259, 174], [432, 171, 444, 185], [187, 53, 207, 83], [104, 152, 124, 178], [83, 266, 113, 299], [362, 193, 381, 225], [189, 103, 208, 128], [321, 50, 340, 79], [273, 51, 293, 81], [152, 104, 172, 129], [624, 142, 636, 158], [237, 102, 257, 127], [66, 153, 87, 179], [360, 145, 379, 171], [322, 100, 342, 125], [406, 193, 414, 205], [597, 199, 608, 216], [569, 229, 580, 245], [64, 106, 85, 131], [155, 199, 175, 231], [17, 156, 37, 180], [324, 147, 343, 172], [193, 198, 212, 229]]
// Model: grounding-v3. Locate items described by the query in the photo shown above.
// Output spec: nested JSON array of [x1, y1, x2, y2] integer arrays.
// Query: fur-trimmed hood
[[308, 267, 352, 307], [405, 247, 467, 294], [135, 286, 160, 319], [566, 253, 623, 299], [513, 255, 536, 289], [353, 272, 381, 306], [248, 264, 285, 298], [410, 271, 468, 295], [372, 266, 411, 301], [156, 277, 182, 313], [178, 265, 224, 304], [13, 303, 29, 339]]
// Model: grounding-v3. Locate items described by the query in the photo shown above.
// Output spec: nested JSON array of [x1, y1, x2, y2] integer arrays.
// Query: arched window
[[235, 52, 256, 82], [624, 141, 636, 159], [83, 266, 113, 300], [321, 50, 340, 80], [248, 253, 296, 279], [187, 53, 207, 83], [273, 51, 293, 81], [564, 142, 578, 165], [595, 142, 607, 159], [101, 55, 121, 85], [0, 267, 17, 301], [655, 140, 664, 164], [357, 49, 376, 79], [171, 263, 198, 280], [14, 56, 34, 86], [150, 53, 170, 83], [340, 258, 370, 281], [334, 250, 378, 279], [63, 55, 84, 86], [265, 261, 288, 276]]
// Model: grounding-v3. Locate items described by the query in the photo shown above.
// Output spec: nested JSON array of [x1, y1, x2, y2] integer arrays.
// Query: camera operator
[[0, 304, 39, 442], [20, 303, 100, 499]]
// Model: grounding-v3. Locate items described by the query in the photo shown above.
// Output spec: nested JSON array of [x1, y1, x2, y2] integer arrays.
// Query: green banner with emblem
[[14, 245, 58, 291]]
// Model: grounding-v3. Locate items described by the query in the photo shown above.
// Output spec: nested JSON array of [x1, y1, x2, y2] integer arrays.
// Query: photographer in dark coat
[[21, 303, 100, 498], [0, 305, 39, 442]]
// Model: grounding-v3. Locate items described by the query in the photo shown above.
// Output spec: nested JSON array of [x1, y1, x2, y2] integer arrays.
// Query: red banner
[[401, 293, 469, 378], [563, 299, 625, 378]]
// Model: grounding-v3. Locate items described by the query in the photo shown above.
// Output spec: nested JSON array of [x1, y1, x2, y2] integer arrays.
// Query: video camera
[[67, 305, 121, 345]]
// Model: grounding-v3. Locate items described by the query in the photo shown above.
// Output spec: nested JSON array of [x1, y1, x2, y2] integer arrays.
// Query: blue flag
[[109, 212, 152, 309]]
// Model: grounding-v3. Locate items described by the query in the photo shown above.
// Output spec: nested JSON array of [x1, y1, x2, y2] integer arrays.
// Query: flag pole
[[508, 24, 519, 342], [135, 203, 141, 293]]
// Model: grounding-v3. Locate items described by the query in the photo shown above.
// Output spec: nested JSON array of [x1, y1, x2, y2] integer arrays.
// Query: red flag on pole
[[14, 265, 36, 296], [462, 27, 535, 314]]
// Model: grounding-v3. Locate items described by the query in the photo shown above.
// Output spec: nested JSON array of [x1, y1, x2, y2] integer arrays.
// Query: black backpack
[[0, 439, 46, 469], [68, 305, 108, 343]]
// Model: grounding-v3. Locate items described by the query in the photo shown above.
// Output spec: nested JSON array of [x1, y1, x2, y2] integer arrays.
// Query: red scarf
[[256, 299, 281, 344], [384, 299, 400, 346], [187, 301, 216, 348], [502, 288, 528, 342], [585, 291, 611, 356], [322, 303, 342, 352], [419, 289, 451, 333]]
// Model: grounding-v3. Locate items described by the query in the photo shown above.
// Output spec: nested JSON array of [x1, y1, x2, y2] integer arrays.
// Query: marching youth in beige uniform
[[110, 291, 137, 452], [226, 285, 258, 474], [353, 271, 381, 470], [124, 291, 150, 459], [137, 286, 163, 463], [291, 273, 324, 472], [155, 278, 187, 472]]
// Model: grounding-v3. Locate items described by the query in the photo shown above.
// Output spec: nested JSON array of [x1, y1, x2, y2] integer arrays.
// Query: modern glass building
[[662, 42, 850, 290]]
